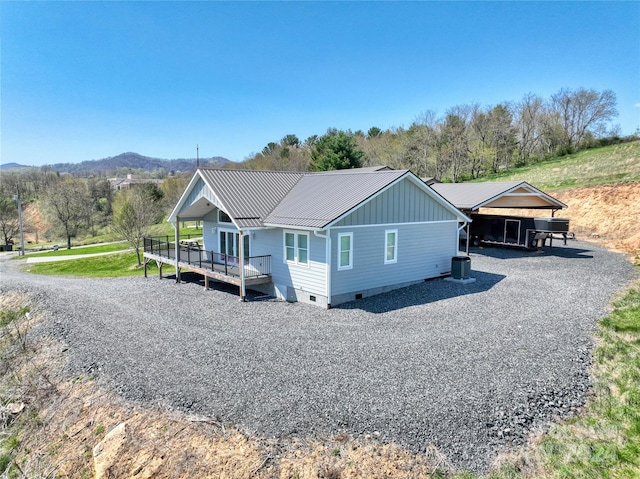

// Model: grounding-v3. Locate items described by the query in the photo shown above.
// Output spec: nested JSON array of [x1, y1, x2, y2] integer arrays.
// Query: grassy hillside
[[475, 141, 640, 255], [476, 140, 640, 190]]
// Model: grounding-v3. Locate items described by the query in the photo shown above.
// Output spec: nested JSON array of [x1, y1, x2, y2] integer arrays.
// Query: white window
[[385, 229, 398, 264], [284, 231, 309, 265], [338, 233, 353, 270]]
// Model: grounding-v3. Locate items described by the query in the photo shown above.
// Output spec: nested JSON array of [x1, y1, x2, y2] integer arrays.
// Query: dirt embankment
[[554, 183, 640, 255], [483, 182, 640, 257]]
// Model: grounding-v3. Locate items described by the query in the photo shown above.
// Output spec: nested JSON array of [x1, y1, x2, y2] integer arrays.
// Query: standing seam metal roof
[[198, 169, 303, 228], [188, 168, 462, 229], [264, 170, 409, 228]]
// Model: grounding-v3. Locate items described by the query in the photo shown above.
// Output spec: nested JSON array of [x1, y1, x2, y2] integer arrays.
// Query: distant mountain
[[0, 162, 32, 171], [44, 152, 231, 175]]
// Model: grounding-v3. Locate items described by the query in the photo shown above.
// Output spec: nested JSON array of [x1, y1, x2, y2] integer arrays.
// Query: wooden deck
[[143, 244, 272, 288]]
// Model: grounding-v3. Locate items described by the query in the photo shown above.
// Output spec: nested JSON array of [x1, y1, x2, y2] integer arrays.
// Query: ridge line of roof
[[198, 167, 306, 174], [196, 167, 404, 176]]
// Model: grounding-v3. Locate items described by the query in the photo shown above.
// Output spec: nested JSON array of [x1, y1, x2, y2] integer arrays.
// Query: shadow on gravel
[[337, 270, 506, 314], [470, 243, 595, 260]]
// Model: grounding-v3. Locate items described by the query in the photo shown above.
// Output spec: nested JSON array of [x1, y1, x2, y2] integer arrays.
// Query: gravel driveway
[[1, 240, 637, 472]]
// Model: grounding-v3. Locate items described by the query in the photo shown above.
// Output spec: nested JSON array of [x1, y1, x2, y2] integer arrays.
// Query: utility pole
[[13, 187, 25, 256], [196, 144, 200, 168]]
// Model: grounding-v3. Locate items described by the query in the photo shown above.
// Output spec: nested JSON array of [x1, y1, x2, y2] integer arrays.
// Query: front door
[[219, 230, 250, 263]]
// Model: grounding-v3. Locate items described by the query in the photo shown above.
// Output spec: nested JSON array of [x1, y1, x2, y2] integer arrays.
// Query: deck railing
[[143, 236, 271, 279]]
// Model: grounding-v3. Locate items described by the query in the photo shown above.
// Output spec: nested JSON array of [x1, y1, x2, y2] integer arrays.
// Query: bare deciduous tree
[[440, 105, 473, 182], [112, 186, 164, 265], [0, 197, 19, 246], [549, 87, 618, 151], [514, 92, 545, 163], [43, 178, 90, 249]]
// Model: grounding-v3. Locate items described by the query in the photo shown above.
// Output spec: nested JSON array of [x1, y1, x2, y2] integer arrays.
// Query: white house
[[144, 167, 470, 308]]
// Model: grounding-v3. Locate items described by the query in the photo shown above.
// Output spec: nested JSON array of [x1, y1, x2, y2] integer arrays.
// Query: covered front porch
[[143, 235, 272, 300]]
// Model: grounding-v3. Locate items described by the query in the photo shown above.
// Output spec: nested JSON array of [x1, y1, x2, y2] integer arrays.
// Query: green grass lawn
[[21, 251, 174, 278], [19, 241, 130, 259], [476, 141, 640, 190], [148, 222, 203, 238]]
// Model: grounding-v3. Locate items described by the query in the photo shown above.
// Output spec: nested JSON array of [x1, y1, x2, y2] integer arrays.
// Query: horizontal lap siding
[[331, 222, 458, 295], [253, 229, 327, 297]]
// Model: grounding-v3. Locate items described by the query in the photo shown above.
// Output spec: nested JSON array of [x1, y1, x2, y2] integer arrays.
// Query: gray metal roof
[[430, 181, 567, 211], [198, 169, 303, 228], [264, 170, 409, 228], [170, 167, 469, 230], [324, 165, 392, 173]]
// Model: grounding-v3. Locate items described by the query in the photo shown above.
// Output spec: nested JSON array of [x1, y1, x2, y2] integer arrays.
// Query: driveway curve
[[0, 240, 636, 472]]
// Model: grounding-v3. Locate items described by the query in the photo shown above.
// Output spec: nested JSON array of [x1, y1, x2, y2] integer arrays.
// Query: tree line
[[0, 171, 190, 262], [0, 86, 630, 257], [229, 87, 627, 181]]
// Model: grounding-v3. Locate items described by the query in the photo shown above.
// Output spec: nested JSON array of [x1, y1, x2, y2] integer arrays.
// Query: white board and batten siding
[[180, 178, 222, 219]]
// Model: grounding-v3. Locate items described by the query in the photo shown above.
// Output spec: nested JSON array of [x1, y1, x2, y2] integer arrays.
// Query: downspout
[[314, 229, 331, 308], [239, 230, 246, 302], [174, 217, 181, 283]]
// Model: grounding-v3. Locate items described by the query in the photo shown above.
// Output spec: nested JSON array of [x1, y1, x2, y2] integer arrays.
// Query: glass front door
[[219, 230, 250, 263]]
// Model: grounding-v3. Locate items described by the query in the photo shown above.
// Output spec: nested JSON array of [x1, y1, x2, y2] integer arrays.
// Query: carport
[[430, 181, 568, 252]]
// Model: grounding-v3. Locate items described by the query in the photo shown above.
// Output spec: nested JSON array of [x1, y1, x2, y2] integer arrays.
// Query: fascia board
[[407, 174, 472, 223], [474, 181, 567, 210], [167, 171, 203, 223], [321, 172, 410, 229], [262, 223, 322, 232], [167, 170, 235, 225], [321, 171, 472, 229]]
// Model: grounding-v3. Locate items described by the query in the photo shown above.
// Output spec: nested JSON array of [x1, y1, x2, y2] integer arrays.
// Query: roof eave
[[262, 222, 323, 231], [167, 170, 203, 223], [474, 181, 567, 210]]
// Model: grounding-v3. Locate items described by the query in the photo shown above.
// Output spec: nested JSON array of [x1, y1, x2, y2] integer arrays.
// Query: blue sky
[[1, 1, 639, 166]]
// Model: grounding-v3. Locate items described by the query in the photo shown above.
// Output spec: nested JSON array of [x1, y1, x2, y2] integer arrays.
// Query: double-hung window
[[284, 231, 309, 265], [385, 229, 398, 264], [337, 233, 353, 270]]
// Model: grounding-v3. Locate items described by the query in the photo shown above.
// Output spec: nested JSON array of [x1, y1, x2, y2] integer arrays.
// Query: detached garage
[[430, 181, 569, 251]]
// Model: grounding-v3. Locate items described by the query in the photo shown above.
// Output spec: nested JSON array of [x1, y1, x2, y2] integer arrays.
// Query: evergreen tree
[[310, 129, 365, 171]]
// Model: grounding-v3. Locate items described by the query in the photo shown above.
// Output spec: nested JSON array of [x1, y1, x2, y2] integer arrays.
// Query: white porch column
[[326, 228, 332, 308], [174, 218, 180, 283], [238, 230, 246, 301]]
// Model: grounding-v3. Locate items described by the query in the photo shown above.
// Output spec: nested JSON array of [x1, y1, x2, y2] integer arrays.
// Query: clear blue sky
[[1, 1, 639, 167]]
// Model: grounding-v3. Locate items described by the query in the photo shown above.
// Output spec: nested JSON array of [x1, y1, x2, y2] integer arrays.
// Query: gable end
[[334, 176, 459, 227]]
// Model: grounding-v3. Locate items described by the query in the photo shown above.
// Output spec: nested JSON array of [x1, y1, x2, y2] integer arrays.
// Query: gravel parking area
[[1, 240, 637, 472]]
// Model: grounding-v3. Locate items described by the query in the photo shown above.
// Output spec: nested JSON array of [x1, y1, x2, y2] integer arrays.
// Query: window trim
[[337, 232, 353, 271], [384, 229, 398, 264], [283, 231, 309, 266]]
